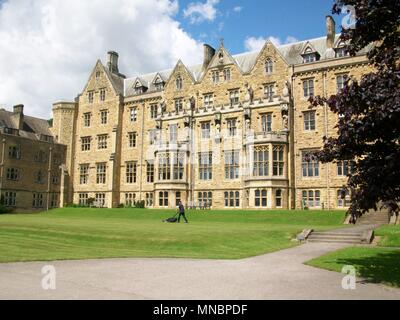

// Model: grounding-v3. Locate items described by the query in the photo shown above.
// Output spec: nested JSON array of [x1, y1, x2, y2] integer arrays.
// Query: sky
[[0, 0, 343, 119]]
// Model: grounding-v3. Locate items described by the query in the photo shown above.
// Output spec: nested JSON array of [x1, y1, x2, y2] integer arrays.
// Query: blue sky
[[178, 0, 339, 54]]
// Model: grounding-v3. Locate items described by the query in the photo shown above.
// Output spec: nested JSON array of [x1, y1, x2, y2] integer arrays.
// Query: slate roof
[[124, 34, 370, 97], [0, 108, 53, 141]]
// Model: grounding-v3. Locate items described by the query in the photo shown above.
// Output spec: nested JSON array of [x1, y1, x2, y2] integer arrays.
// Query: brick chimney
[[107, 51, 119, 74], [12, 104, 24, 130], [203, 44, 216, 71]]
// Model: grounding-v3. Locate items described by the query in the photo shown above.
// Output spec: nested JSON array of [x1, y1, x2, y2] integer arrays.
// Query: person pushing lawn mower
[[177, 201, 188, 223], [163, 201, 188, 223]]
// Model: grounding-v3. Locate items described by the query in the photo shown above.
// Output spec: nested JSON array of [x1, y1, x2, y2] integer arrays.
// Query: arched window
[[265, 58, 273, 74], [176, 76, 183, 90]]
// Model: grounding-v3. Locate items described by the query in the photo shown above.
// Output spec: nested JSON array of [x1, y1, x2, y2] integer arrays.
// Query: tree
[[310, 0, 400, 221]]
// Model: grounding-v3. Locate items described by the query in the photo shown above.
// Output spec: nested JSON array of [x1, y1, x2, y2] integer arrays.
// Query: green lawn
[[306, 224, 400, 288], [0, 208, 345, 262]]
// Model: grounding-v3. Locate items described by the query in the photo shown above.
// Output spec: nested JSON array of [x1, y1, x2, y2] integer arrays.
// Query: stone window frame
[[8, 145, 21, 160], [149, 129, 158, 145], [96, 163, 107, 184], [159, 191, 169, 207], [79, 164, 90, 185], [174, 99, 184, 113], [223, 68, 231, 81], [130, 107, 138, 122], [301, 151, 320, 178], [337, 160, 355, 176], [97, 134, 108, 150], [336, 73, 349, 93], [95, 193, 106, 207], [88, 91, 94, 103], [81, 136, 91, 152], [125, 161, 137, 184], [302, 190, 321, 208], [303, 110, 316, 131], [176, 76, 183, 91], [125, 193, 136, 207], [83, 112, 91, 127], [212, 70, 220, 84], [172, 152, 185, 181], [4, 191, 17, 207], [34, 170, 45, 184], [198, 152, 213, 181], [79, 193, 89, 206], [150, 104, 158, 119], [226, 118, 237, 137], [100, 109, 108, 125], [198, 191, 213, 208], [32, 193, 44, 208], [228, 89, 240, 106], [255, 189, 268, 207], [146, 161, 155, 183], [201, 121, 211, 139], [203, 93, 214, 108], [158, 153, 171, 181], [50, 193, 59, 208], [337, 189, 351, 207], [275, 189, 283, 208], [253, 145, 269, 177], [224, 191, 240, 208], [100, 88, 106, 102], [6, 167, 20, 181], [261, 113, 273, 133], [265, 58, 274, 75], [264, 83, 275, 102], [175, 191, 182, 207], [169, 124, 178, 143], [146, 192, 154, 207], [224, 150, 240, 180], [128, 132, 137, 148], [302, 78, 315, 98], [272, 145, 285, 176]]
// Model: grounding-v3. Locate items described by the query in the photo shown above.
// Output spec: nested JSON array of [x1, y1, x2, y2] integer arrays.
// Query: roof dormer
[[133, 77, 148, 95], [334, 38, 350, 58], [152, 73, 165, 91], [301, 42, 320, 63]]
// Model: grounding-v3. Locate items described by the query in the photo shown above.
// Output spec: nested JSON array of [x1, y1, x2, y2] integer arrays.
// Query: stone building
[[0, 105, 67, 211], [2, 16, 373, 211]]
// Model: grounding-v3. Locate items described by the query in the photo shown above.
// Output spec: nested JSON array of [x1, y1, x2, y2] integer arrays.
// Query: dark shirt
[[179, 204, 185, 214]]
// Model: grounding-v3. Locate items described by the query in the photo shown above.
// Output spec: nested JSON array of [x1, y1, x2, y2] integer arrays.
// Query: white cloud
[[244, 35, 299, 51], [0, 0, 203, 118], [183, 0, 220, 24], [233, 6, 242, 13]]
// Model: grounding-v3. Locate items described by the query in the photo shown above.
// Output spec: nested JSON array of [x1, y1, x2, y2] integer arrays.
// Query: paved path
[[1, 242, 400, 300]]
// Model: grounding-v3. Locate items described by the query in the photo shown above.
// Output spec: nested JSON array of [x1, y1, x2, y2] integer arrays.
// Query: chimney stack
[[12, 104, 24, 130], [107, 51, 119, 74], [326, 15, 336, 49], [203, 44, 216, 71]]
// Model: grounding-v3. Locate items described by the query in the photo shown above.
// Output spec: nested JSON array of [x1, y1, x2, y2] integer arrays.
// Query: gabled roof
[[0, 108, 53, 141], [123, 34, 371, 97]]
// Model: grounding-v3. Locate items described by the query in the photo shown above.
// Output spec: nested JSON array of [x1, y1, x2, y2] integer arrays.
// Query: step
[[311, 232, 362, 237], [309, 234, 362, 240], [308, 238, 362, 244]]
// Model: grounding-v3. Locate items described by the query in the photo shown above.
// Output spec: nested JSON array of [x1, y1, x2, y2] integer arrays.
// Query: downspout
[[323, 69, 330, 210], [46, 147, 53, 211], [290, 65, 296, 209], [139, 102, 145, 201], [0, 138, 6, 198]]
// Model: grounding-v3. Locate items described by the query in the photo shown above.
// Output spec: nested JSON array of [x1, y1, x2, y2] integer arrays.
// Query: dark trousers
[[178, 212, 188, 223]]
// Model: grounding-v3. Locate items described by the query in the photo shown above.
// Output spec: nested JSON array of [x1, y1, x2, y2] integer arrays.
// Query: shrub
[[0, 205, 13, 214]]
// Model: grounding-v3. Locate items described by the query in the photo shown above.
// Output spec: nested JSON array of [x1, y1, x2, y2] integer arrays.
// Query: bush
[[0, 205, 13, 214], [135, 200, 146, 209]]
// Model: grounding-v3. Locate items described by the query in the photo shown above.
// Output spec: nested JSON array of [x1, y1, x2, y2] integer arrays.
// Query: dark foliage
[[310, 0, 400, 219]]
